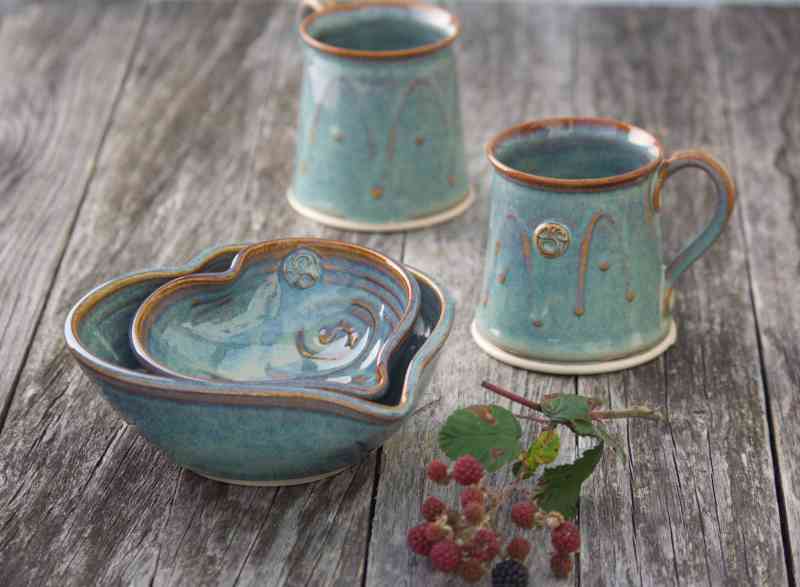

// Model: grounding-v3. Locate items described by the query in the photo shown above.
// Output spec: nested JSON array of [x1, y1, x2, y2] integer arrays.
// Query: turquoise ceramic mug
[[472, 117, 736, 374], [289, 1, 471, 232]]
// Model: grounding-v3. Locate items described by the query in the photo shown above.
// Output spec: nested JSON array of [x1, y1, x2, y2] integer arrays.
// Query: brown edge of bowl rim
[[485, 116, 666, 191], [64, 245, 451, 423], [299, 0, 461, 60], [129, 238, 420, 399]]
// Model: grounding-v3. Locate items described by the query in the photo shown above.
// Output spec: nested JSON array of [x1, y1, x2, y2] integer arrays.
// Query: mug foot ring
[[287, 189, 474, 233], [470, 319, 677, 375]]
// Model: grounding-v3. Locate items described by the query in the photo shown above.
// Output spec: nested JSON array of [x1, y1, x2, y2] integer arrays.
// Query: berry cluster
[[407, 455, 580, 585]]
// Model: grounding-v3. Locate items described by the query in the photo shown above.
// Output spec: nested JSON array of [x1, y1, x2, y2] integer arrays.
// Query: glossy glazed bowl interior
[[130, 239, 420, 400], [64, 245, 454, 485]]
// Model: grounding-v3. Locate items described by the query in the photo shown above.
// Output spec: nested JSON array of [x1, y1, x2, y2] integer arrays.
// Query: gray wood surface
[[0, 2, 797, 586]]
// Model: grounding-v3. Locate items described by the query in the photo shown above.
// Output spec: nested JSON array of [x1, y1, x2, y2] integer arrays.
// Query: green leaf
[[439, 405, 522, 472], [541, 395, 592, 424], [534, 443, 604, 519], [528, 430, 560, 465]]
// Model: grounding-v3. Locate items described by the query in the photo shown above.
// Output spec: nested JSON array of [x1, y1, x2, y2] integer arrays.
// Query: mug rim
[[486, 117, 665, 190], [299, 1, 461, 60]]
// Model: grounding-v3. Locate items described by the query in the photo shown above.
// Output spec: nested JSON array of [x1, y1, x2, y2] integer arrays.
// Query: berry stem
[[482, 381, 663, 422]]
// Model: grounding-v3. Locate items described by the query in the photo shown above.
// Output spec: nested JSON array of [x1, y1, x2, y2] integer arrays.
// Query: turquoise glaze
[[64, 245, 454, 485], [474, 118, 735, 363], [290, 2, 469, 227], [131, 239, 420, 400]]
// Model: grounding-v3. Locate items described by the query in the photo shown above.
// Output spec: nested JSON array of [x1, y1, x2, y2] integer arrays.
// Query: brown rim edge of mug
[[486, 117, 666, 191], [299, 1, 461, 60]]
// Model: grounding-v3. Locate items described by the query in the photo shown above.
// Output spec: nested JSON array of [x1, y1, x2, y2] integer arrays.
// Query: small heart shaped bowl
[[64, 244, 453, 486], [130, 238, 420, 400]]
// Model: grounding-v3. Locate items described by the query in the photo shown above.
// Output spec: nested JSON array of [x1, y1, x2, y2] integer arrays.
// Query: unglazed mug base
[[470, 319, 677, 375], [287, 188, 474, 233], [189, 465, 351, 487]]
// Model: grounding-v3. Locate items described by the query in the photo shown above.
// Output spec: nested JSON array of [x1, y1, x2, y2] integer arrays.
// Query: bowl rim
[[64, 244, 453, 423], [128, 238, 421, 399]]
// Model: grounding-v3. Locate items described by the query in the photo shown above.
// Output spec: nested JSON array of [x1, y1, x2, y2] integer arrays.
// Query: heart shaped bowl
[[129, 238, 420, 400], [64, 244, 453, 486]]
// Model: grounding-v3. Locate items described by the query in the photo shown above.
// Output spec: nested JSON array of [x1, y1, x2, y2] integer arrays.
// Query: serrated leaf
[[438, 405, 522, 472], [528, 430, 560, 465], [534, 443, 604, 519], [541, 395, 592, 424]]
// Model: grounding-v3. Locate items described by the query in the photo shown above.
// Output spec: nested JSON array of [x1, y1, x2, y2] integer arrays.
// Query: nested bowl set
[[64, 1, 736, 486]]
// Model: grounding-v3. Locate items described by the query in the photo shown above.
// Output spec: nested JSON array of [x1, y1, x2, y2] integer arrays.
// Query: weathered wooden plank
[[0, 1, 145, 429], [365, 4, 581, 586], [573, 7, 788, 586], [0, 2, 397, 585], [717, 7, 800, 580]]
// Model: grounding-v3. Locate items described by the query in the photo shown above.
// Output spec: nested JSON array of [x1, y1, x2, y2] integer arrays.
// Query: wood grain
[[0, 2, 394, 585], [0, 0, 145, 431], [572, 7, 788, 585], [717, 7, 800, 579]]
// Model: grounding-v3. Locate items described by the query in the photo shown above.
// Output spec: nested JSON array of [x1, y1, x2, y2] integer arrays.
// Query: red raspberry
[[458, 559, 486, 584], [511, 501, 537, 529], [551, 521, 580, 553], [430, 540, 462, 573], [470, 528, 501, 562], [427, 460, 449, 484], [506, 537, 531, 562], [407, 524, 433, 556], [550, 552, 573, 578], [421, 496, 446, 522], [452, 455, 484, 486], [460, 486, 485, 509], [463, 501, 485, 524], [423, 522, 448, 543]]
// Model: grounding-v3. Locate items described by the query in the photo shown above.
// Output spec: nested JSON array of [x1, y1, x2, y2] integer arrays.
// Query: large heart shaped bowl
[[64, 244, 453, 486], [130, 238, 420, 400]]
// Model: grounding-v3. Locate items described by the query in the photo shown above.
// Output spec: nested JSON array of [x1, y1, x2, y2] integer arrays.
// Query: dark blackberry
[[491, 559, 528, 587]]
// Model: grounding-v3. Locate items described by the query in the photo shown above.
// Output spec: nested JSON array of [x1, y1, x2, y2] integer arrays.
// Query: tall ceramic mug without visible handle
[[471, 117, 736, 375], [289, 1, 471, 232]]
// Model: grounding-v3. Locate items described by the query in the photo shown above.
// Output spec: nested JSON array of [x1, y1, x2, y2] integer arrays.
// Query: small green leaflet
[[513, 430, 561, 480], [541, 394, 592, 425], [439, 405, 522, 472], [534, 443, 604, 519], [529, 430, 560, 465]]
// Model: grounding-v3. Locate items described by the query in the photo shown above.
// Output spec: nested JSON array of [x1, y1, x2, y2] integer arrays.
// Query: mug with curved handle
[[289, 0, 471, 232], [472, 117, 736, 375]]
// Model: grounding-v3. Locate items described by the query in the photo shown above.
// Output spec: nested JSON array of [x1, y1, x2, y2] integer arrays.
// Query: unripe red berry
[[427, 460, 449, 484], [511, 501, 537, 529], [458, 559, 486, 584], [430, 539, 462, 573], [407, 524, 433, 556], [550, 552, 573, 578], [424, 522, 448, 543], [506, 537, 531, 562], [463, 501, 485, 524], [460, 486, 485, 509], [551, 521, 580, 554], [421, 496, 446, 522], [452, 455, 484, 486], [471, 528, 501, 562]]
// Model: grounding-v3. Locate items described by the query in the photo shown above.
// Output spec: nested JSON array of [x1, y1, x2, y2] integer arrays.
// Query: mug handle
[[651, 149, 736, 295], [299, 0, 328, 21]]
